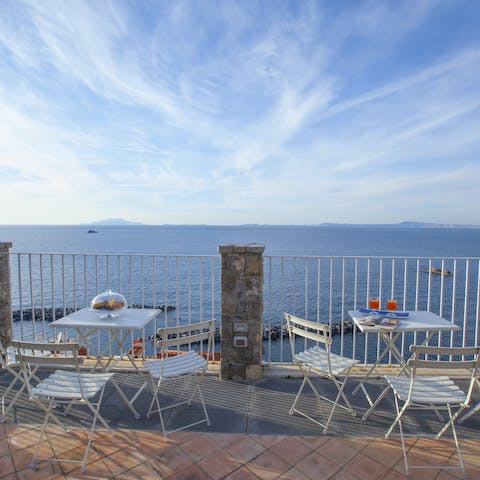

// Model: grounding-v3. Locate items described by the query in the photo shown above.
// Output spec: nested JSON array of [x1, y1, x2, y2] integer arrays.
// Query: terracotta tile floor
[[1, 372, 480, 479], [1, 425, 479, 479]]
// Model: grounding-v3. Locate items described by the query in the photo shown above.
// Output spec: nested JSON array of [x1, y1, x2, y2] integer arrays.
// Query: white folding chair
[[144, 319, 215, 437], [12, 340, 114, 473], [285, 312, 359, 433], [384, 345, 480, 477], [1, 334, 64, 422]]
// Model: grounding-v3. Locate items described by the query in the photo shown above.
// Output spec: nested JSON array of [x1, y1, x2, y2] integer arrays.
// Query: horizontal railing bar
[[8, 252, 480, 261], [10, 252, 218, 258], [265, 255, 480, 260]]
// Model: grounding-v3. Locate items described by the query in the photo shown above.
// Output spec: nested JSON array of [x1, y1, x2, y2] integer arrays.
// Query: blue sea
[[1, 225, 480, 362], [2, 224, 480, 257]]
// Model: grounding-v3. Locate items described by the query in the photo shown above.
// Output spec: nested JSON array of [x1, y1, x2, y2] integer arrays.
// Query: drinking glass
[[386, 299, 398, 310], [369, 298, 380, 309]]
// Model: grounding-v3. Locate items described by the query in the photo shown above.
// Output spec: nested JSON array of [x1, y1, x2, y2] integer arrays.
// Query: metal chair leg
[[289, 376, 308, 415]]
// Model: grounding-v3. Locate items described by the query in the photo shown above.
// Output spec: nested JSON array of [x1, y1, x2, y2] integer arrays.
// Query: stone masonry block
[[221, 295, 238, 315], [221, 255, 245, 273], [245, 277, 261, 289], [246, 364, 262, 381], [220, 325, 233, 342], [232, 255, 246, 272], [245, 256, 262, 276], [221, 271, 237, 293], [218, 244, 265, 255]]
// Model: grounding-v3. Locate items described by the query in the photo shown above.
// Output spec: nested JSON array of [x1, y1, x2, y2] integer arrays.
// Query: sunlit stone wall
[[218, 243, 264, 380], [0, 242, 12, 346]]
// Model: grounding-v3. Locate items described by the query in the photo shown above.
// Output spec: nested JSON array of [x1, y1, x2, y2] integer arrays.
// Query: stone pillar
[[0, 242, 12, 346], [218, 243, 265, 381]]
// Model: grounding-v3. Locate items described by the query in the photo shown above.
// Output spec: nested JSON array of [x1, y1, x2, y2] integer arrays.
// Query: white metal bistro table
[[349, 310, 460, 420], [50, 307, 160, 418]]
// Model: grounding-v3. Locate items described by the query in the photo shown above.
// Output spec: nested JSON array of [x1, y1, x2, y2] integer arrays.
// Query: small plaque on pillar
[[234, 335, 247, 347], [233, 322, 248, 333]]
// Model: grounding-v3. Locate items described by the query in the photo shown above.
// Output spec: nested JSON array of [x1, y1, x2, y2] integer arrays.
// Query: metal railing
[[9, 252, 220, 360], [7, 251, 480, 365], [262, 255, 479, 364]]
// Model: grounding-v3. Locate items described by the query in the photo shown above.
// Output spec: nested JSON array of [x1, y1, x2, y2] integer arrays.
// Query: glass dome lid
[[90, 290, 127, 318]]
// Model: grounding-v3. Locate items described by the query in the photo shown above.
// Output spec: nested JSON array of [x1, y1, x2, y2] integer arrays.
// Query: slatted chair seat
[[12, 341, 114, 473], [144, 319, 216, 437], [31, 371, 113, 399], [296, 346, 358, 376], [144, 350, 207, 378], [385, 375, 467, 404], [384, 345, 480, 477], [285, 312, 358, 433], [36, 370, 113, 386]]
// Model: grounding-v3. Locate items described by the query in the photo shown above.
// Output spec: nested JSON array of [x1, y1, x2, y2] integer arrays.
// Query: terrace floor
[[1, 368, 480, 479]]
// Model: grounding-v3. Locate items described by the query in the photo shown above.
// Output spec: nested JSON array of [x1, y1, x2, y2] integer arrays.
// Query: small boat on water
[[87, 229, 98, 233], [424, 267, 451, 276]]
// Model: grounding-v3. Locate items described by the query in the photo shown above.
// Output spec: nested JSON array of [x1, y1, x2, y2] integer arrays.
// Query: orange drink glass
[[369, 298, 380, 309], [386, 299, 398, 310]]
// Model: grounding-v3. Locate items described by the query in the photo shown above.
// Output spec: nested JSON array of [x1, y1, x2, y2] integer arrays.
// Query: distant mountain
[[395, 221, 456, 228], [88, 218, 144, 226], [386, 221, 479, 228], [318, 221, 479, 229], [81, 220, 478, 228]]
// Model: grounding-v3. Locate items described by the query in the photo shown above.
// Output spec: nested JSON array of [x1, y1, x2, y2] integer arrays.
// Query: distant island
[[79, 220, 478, 228], [212, 222, 479, 229], [87, 218, 144, 226], [317, 221, 479, 229]]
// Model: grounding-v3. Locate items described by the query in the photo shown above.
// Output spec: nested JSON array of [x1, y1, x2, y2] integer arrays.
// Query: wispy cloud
[[0, 0, 479, 224]]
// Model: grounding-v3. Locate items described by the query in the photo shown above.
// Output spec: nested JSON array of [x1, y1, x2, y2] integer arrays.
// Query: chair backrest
[[0, 341, 17, 369], [11, 341, 92, 404], [11, 341, 83, 370], [284, 312, 331, 356], [154, 320, 216, 358], [408, 345, 480, 403]]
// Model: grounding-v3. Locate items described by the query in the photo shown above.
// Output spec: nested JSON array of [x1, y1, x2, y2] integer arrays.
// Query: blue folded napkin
[[358, 307, 409, 318]]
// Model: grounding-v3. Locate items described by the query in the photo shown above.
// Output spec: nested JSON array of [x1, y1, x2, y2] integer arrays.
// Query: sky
[[0, 0, 480, 226]]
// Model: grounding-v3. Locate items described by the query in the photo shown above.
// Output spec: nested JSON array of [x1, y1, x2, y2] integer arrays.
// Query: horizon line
[[1, 222, 480, 228]]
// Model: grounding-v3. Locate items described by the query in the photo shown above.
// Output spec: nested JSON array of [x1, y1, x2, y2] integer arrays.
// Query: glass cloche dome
[[90, 290, 127, 318]]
